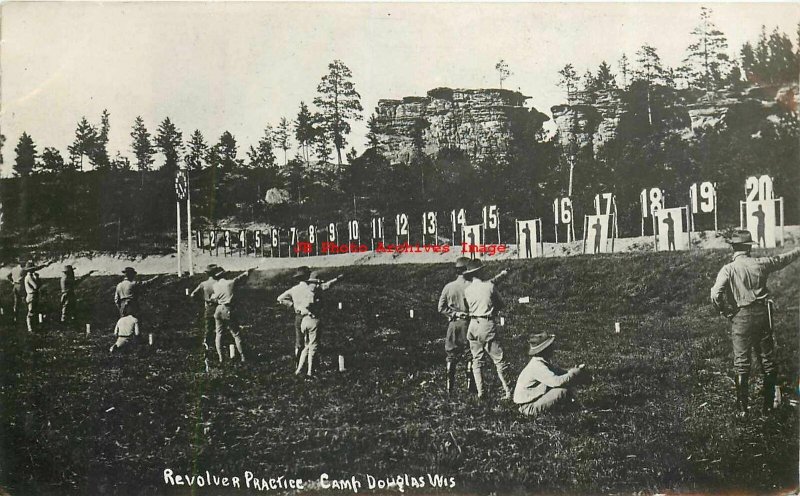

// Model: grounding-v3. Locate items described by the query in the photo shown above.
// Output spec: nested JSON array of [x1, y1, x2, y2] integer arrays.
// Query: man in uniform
[[276, 266, 312, 364], [438, 257, 475, 395], [7, 261, 26, 323], [60, 265, 95, 323], [210, 266, 255, 364], [513, 333, 585, 417], [189, 264, 219, 349], [710, 230, 800, 417], [280, 270, 343, 377], [114, 267, 160, 319], [463, 259, 511, 401], [23, 261, 45, 333]]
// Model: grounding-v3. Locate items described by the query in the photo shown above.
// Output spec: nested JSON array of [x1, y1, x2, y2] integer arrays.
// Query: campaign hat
[[293, 266, 311, 280], [24, 260, 37, 270], [454, 257, 470, 269], [463, 258, 486, 275], [63, 265, 74, 273], [727, 230, 755, 245], [528, 333, 556, 356], [306, 271, 323, 283], [122, 267, 137, 275], [204, 264, 219, 275]]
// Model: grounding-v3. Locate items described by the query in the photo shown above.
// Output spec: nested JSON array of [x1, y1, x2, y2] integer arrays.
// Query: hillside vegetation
[[0, 250, 798, 494]]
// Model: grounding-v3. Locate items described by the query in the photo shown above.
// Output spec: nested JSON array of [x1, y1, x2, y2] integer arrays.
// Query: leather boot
[[467, 361, 477, 394], [735, 374, 749, 418], [446, 362, 456, 395], [762, 373, 777, 414]]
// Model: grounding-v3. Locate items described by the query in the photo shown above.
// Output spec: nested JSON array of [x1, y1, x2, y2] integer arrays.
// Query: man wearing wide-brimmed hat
[[210, 266, 256, 363], [513, 333, 585, 417], [438, 257, 476, 395], [711, 230, 800, 417], [277, 266, 313, 364], [190, 264, 221, 349], [114, 267, 160, 319], [23, 261, 44, 333], [463, 258, 511, 401], [60, 265, 96, 323], [280, 270, 343, 377], [6, 260, 27, 324]]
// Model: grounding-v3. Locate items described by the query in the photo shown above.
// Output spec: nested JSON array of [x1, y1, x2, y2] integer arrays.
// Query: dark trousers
[[731, 305, 775, 376]]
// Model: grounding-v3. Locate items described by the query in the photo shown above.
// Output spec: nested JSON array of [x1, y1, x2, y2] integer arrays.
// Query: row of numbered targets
[[192, 176, 786, 257]]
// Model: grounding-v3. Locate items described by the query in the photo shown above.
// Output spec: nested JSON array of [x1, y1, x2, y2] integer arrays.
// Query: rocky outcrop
[[551, 83, 799, 157], [373, 88, 549, 164]]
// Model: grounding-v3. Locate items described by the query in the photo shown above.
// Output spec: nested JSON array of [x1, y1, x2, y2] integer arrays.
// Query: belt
[[743, 299, 767, 307], [471, 316, 494, 321]]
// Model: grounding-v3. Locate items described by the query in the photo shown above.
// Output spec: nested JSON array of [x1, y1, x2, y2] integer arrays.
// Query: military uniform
[[276, 267, 312, 362], [191, 265, 220, 348], [112, 314, 140, 351], [114, 267, 158, 320], [514, 333, 583, 417], [60, 265, 92, 323], [710, 230, 800, 415], [463, 260, 511, 400], [23, 264, 42, 333], [7, 265, 26, 323], [438, 257, 474, 394], [210, 268, 253, 363]]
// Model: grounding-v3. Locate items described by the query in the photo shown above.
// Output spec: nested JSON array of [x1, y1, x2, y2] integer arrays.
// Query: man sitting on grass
[[110, 306, 140, 354], [513, 333, 586, 417]]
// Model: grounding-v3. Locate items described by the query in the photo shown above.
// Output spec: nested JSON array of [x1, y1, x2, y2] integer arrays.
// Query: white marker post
[[85, 323, 91, 335], [518, 296, 530, 304], [338, 302, 342, 310], [38, 314, 43, 323], [500, 316, 505, 326], [149, 333, 154, 346], [229, 344, 236, 359], [615, 322, 621, 334], [185, 288, 189, 296], [409, 309, 414, 318], [338, 354, 346, 372]]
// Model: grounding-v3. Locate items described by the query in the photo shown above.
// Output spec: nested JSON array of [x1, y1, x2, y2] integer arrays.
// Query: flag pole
[[186, 170, 193, 275]]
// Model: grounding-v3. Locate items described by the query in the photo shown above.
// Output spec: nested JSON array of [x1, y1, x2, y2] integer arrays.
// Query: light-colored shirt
[[277, 279, 338, 316], [711, 248, 800, 309], [114, 315, 140, 337], [438, 276, 469, 319], [114, 277, 157, 305], [513, 356, 579, 404], [211, 271, 251, 306], [24, 272, 41, 296], [9, 266, 25, 286], [464, 277, 503, 318], [192, 278, 217, 305]]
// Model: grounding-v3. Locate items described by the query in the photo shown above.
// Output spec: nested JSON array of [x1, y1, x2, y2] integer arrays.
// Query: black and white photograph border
[[0, 2, 799, 495]]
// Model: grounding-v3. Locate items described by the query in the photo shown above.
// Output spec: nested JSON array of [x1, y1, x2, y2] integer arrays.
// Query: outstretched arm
[[489, 269, 510, 284], [320, 274, 344, 291], [234, 267, 256, 284], [189, 282, 204, 298], [76, 270, 96, 285], [761, 248, 800, 274], [141, 275, 161, 286], [277, 287, 294, 307]]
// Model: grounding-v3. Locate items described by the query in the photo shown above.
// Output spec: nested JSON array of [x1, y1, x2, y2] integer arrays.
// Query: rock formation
[[372, 88, 549, 164]]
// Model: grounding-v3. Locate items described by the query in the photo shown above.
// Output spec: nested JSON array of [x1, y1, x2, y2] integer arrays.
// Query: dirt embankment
[[2, 227, 798, 278]]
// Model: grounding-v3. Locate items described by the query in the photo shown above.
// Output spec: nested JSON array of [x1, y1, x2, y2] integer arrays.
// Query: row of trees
[[559, 10, 799, 103], [7, 60, 364, 177]]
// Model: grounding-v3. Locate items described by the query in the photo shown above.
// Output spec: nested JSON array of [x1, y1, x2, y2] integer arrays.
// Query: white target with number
[[594, 193, 614, 216], [690, 182, 716, 213], [271, 228, 279, 248], [423, 212, 437, 235], [482, 205, 498, 229], [371, 217, 384, 239], [328, 223, 337, 242], [255, 230, 262, 248], [450, 208, 466, 232], [640, 188, 663, 218], [553, 197, 573, 225], [745, 175, 774, 201], [348, 220, 359, 241], [308, 225, 316, 244], [223, 230, 231, 248], [395, 213, 409, 236]]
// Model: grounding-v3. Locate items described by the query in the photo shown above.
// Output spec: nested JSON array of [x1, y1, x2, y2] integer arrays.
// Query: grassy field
[[0, 250, 798, 495]]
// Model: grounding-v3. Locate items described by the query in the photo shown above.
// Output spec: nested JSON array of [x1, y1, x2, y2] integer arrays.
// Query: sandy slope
[[2, 227, 798, 278]]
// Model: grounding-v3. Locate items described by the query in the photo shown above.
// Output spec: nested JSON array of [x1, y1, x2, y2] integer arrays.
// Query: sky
[[1, 2, 798, 176]]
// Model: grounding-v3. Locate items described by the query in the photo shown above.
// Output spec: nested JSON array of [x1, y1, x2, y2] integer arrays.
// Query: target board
[[516, 219, 542, 259], [654, 207, 689, 251], [743, 200, 779, 248], [583, 214, 612, 254]]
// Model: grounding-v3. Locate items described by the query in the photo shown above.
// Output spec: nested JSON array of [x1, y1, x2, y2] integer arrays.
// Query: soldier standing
[[281, 271, 343, 377], [210, 266, 255, 363], [7, 261, 26, 324], [23, 261, 44, 333], [438, 257, 475, 395], [189, 264, 219, 349], [60, 265, 95, 323], [710, 230, 800, 417], [276, 266, 312, 364], [463, 259, 512, 401], [114, 267, 160, 319]]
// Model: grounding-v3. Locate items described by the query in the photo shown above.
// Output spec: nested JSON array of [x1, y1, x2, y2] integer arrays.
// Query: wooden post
[[186, 182, 193, 275], [176, 200, 182, 277]]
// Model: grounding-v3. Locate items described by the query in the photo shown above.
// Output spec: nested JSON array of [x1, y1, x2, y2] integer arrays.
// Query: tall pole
[[187, 178, 193, 275], [176, 200, 182, 277]]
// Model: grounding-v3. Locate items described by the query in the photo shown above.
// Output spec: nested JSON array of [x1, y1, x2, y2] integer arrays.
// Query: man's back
[[439, 277, 469, 315], [712, 248, 800, 308], [212, 279, 237, 306], [10, 266, 24, 285], [465, 278, 501, 317]]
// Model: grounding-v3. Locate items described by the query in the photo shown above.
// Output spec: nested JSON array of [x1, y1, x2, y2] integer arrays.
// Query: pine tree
[[618, 54, 631, 88], [313, 60, 364, 167], [38, 147, 65, 174], [681, 7, 732, 91], [294, 102, 314, 165], [68, 117, 97, 171], [247, 127, 277, 169], [557, 64, 579, 104], [595, 61, 617, 90], [273, 117, 292, 166], [210, 131, 240, 170], [495, 59, 512, 88], [154, 117, 184, 172], [130, 116, 155, 171], [635, 44, 666, 85], [312, 117, 332, 165], [366, 113, 380, 148], [185, 130, 208, 171], [91, 109, 111, 170], [13, 132, 37, 177]]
